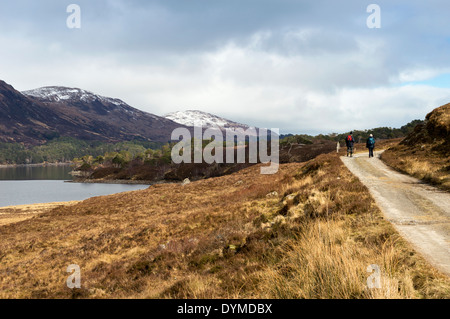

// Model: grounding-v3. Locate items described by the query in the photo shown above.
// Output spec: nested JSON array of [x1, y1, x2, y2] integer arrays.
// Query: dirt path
[[341, 151, 450, 276]]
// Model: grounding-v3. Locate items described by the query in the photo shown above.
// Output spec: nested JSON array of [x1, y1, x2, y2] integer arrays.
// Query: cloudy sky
[[1, 0, 449, 134]]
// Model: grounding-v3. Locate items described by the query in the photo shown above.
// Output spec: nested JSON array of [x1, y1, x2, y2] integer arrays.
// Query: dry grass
[[382, 144, 450, 191], [257, 221, 416, 299], [0, 153, 448, 299]]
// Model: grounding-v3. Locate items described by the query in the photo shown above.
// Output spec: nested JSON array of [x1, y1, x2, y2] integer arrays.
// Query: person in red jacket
[[345, 131, 355, 157]]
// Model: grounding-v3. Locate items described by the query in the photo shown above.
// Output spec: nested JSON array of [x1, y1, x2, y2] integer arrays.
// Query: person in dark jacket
[[345, 131, 355, 157], [366, 134, 375, 158]]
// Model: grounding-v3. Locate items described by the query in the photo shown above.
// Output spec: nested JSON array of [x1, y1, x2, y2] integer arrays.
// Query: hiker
[[345, 131, 355, 157], [366, 134, 375, 158]]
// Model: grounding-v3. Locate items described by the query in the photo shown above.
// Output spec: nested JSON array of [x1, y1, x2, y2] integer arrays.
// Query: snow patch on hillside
[[22, 86, 127, 107], [164, 110, 250, 129]]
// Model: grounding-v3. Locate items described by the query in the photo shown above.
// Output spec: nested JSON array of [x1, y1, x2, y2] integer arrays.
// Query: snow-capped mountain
[[0, 80, 191, 145], [164, 110, 252, 130], [22, 86, 157, 119]]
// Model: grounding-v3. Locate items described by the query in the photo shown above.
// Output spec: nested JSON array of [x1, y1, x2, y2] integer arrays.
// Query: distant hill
[[0, 80, 189, 146]]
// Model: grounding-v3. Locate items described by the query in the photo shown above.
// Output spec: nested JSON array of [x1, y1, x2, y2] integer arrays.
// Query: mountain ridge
[[0, 80, 190, 145]]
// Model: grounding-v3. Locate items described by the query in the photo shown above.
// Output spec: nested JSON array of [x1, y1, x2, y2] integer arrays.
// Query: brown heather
[[381, 103, 450, 191], [0, 152, 449, 299]]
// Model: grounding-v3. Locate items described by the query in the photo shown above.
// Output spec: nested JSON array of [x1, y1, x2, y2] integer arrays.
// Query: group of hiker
[[345, 131, 376, 157]]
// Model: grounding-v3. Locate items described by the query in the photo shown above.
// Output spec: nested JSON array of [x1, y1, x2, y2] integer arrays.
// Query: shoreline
[[67, 179, 175, 185], [0, 162, 73, 168], [0, 200, 81, 210], [0, 201, 80, 225], [67, 179, 153, 185]]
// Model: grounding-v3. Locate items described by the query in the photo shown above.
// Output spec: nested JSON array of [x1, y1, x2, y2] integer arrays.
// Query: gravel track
[[341, 151, 450, 276]]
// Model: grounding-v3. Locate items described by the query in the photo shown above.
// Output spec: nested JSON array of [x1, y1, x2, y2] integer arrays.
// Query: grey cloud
[[1, 0, 450, 134]]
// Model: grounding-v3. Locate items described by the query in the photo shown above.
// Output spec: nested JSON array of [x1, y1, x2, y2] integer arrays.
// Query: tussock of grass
[[257, 221, 417, 299], [0, 153, 448, 299]]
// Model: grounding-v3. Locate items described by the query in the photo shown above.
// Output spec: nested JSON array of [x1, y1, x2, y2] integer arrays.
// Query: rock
[[181, 178, 190, 185], [266, 191, 278, 198]]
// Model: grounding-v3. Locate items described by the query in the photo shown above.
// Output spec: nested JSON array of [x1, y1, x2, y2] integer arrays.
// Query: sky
[[0, 0, 449, 134]]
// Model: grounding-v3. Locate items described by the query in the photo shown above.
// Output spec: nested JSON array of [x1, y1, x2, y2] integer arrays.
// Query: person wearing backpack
[[366, 134, 375, 158], [345, 131, 355, 157]]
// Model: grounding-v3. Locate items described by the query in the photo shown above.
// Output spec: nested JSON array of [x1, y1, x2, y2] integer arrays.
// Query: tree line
[[0, 137, 162, 165], [280, 119, 423, 146]]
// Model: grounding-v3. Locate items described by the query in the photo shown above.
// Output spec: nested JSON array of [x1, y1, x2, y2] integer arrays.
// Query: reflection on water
[[0, 165, 73, 180], [0, 165, 149, 207]]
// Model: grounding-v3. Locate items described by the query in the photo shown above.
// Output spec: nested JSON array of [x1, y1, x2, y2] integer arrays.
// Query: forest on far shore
[[0, 137, 162, 165]]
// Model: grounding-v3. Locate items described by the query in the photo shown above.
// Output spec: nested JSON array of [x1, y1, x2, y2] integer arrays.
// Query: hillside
[[0, 80, 65, 145], [381, 103, 450, 191], [1, 152, 448, 298], [0, 80, 189, 146]]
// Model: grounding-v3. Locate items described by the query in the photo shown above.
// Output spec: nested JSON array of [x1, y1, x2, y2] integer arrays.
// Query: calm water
[[0, 165, 73, 180], [0, 165, 149, 207]]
